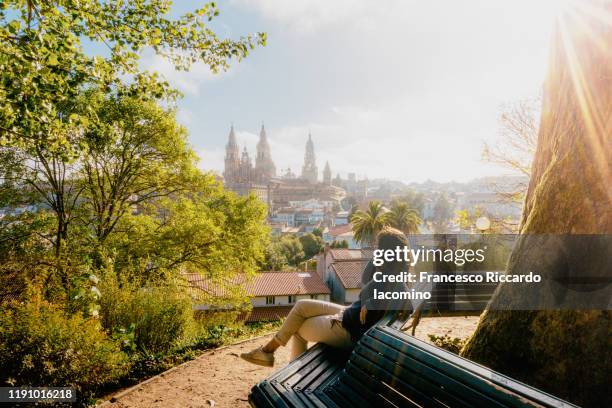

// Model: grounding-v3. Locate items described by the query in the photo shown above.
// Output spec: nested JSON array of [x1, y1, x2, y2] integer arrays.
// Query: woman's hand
[[359, 304, 367, 325]]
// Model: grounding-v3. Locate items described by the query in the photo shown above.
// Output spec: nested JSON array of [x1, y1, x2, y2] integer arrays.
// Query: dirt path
[[100, 316, 479, 408]]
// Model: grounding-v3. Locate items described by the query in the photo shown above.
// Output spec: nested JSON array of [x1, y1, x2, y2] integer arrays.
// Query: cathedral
[[224, 125, 328, 185], [224, 124, 276, 184], [223, 125, 345, 208]]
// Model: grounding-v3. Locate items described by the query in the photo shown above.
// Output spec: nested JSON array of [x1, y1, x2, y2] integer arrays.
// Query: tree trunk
[[461, 3, 612, 407]]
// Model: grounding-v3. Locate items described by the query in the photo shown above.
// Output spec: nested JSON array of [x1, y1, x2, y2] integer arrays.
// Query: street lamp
[[475, 216, 491, 233]]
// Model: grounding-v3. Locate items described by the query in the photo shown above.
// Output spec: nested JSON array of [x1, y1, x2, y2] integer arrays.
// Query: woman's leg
[[291, 314, 352, 359], [271, 299, 345, 348], [241, 299, 345, 366]]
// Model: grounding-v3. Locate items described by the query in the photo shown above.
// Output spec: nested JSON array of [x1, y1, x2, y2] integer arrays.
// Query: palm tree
[[350, 201, 390, 246], [388, 201, 422, 235]]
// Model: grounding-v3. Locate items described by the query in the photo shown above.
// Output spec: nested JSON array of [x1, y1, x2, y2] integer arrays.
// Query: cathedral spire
[[301, 133, 318, 183], [224, 125, 240, 184], [323, 161, 331, 185], [227, 124, 238, 149], [254, 122, 276, 182]]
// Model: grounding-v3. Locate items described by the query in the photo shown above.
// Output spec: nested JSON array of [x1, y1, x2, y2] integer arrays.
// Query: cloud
[[191, 0, 560, 183], [232, 0, 374, 33], [139, 50, 235, 96]]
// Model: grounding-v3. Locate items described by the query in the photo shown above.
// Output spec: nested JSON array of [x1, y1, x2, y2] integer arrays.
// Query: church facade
[[224, 125, 276, 185], [224, 125, 329, 186], [223, 125, 345, 209]]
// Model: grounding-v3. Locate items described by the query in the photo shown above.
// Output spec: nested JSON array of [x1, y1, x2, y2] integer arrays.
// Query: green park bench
[[249, 313, 577, 408]]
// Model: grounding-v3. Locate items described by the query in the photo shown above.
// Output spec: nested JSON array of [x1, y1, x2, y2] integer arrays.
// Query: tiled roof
[[185, 271, 330, 298], [184, 273, 247, 298], [329, 248, 361, 260], [238, 306, 293, 323], [331, 261, 367, 289], [250, 272, 330, 296], [327, 223, 353, 236], [329, 248, 373, 260]]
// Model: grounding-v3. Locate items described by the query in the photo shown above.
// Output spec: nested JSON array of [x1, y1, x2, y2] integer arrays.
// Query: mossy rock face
[[462, 4, 612, 407]]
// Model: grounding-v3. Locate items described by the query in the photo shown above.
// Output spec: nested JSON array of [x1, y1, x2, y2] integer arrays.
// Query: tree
[[311, 227, 323, 238], [350, 200, 390, 246], [483, 96, 540, 200], [330, 240, 349, 249], [482, 96, 540, 232], [388, 200, 421, 235], [462, 4, 611, 406], [0, 1, 265, 150], [263, 240, 289, 271], [80, 93, 201, 246], [109, 190, 268, 284], [0, 1, 265, 287], [0, 97, 86, 271], [299, 233, 324, 259], [395, 190, 426, 217], [279, 236, 305, 267], [262, 235, 305, 270]]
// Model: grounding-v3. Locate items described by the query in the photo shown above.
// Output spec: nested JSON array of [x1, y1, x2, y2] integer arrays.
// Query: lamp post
[[475, 216, 491, 233]]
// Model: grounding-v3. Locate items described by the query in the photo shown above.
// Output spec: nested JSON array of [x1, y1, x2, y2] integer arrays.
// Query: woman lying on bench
[[241, 226, 410, 367]]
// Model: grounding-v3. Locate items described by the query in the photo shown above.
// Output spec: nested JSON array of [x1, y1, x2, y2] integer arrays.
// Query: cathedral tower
[[323, 161, 331, 185], [223, 125, 240, 183], [255, 124, 276, 183], [301, 133, 318, 183], [239, 146, 253, 183]]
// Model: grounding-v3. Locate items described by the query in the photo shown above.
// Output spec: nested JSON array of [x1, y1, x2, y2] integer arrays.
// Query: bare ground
[[99, 316, 479, 408]]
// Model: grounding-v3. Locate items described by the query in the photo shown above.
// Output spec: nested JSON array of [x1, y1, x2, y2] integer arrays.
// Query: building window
[[310, 295, 319, 300], [288, 295, 296, 304], [266, 296, 275, 305]]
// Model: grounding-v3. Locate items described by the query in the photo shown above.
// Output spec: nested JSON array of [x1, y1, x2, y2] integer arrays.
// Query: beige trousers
[[274, 299, 353, 359]]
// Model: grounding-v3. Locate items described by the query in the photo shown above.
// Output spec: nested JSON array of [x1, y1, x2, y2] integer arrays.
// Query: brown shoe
[[240, 346, 275, 367]]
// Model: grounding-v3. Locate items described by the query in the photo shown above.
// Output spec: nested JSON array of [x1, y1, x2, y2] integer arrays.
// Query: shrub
[[0, 295, 128, 401], [428, 334, 468, 354], [99, 282, 194, 354]]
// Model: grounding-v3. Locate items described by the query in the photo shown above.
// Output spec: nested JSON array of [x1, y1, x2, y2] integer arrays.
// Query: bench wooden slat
[[351, 349, 473, 408], [249, 314, 578, 408], [341, 361, 424, 408], [357, 331, 508, 408], [326, 377, 372, 407], [377, 325, 576, 408]]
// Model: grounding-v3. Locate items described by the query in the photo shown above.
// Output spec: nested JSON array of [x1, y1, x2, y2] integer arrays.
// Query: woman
[[241, 226, 410, 367]]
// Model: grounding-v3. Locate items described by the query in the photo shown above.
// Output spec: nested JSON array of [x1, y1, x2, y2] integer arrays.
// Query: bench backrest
[[324, 318, 577, 408]]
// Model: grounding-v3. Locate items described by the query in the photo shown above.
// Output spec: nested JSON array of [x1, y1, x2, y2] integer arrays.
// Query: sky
[[140, 0, 562, 183]]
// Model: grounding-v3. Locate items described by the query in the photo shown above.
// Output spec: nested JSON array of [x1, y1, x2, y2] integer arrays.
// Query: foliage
[[99, 279, 195, 354], [330, 240, 349, 249], [395, 190, 426, 217], [119, 318, 282, 385], [80, 93, 201, 245], [455, 207, 484, 231], [0, 291, 128, 401], [0, 0, 265, 152], [263, 235, 304, 270], [428, 334, 467, 354], [109, 189, 268, 283], [0, 1, 271, 399], [350, 200, 390, 246], [263, 239, 290, 271], [299, 233, 324, 259], [388, 200, 421, 234], [311, 227, 323, 237]]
